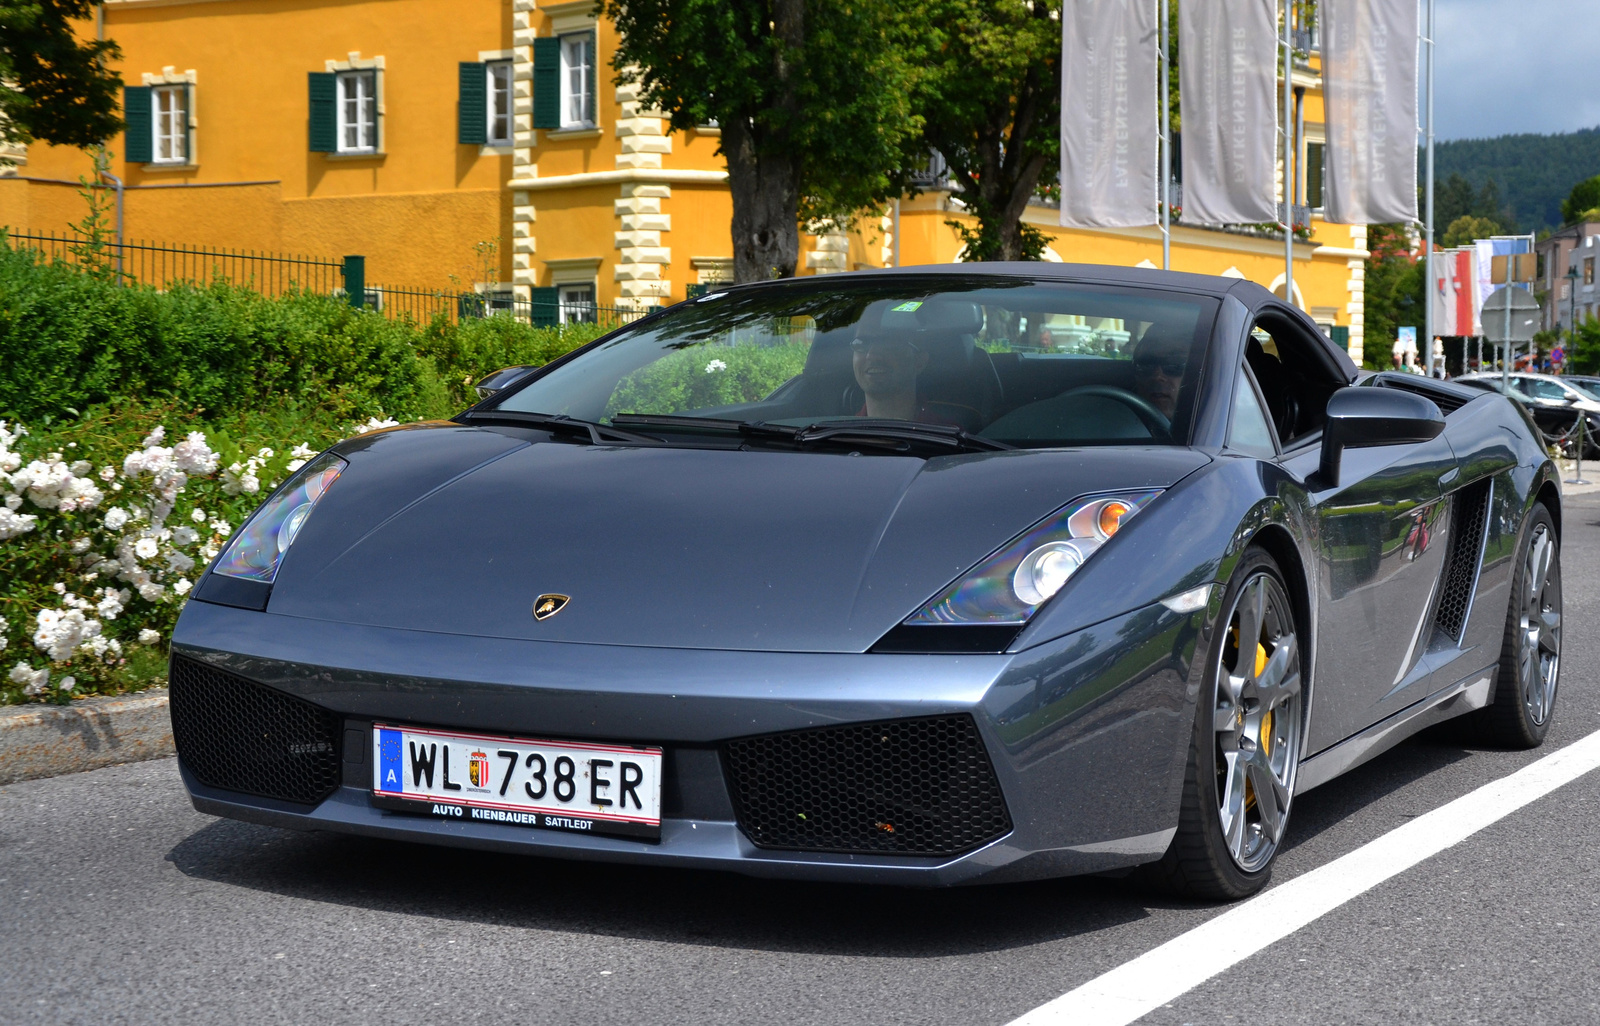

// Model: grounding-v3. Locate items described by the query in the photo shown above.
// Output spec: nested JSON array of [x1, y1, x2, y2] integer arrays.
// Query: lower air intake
[[168, 655, 341, 806], [723, 714, 1012, 857]]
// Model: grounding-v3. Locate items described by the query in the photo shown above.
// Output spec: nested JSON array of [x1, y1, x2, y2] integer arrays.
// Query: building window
[[337, 70, 378, 152], [486, 61, 512, 144], [1305, 142, 1325, 210], [1586, 258, 1594, 286], [558, 283, 596, 323], [152, 85, 188, 164], [560, 33, 595, 127]]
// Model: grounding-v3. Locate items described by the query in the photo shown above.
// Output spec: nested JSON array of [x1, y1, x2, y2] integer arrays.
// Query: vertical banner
[[1060, 0, 1159, 228], [1177, 0, 1278, 224], [1322, 0, 1420, 224]]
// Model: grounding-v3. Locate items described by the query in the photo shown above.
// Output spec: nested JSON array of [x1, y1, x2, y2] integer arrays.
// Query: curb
[[0, 689, 173, 786]]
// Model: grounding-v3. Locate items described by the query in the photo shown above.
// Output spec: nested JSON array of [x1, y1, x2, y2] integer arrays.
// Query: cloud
[[1433, 0, 1600, 139]]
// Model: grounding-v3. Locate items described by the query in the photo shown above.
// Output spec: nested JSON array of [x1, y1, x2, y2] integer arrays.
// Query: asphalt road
[[6, 496, 1600, 1026]]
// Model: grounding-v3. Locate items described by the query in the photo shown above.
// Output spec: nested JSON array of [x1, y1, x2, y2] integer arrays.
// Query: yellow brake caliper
[[1246, 641, 1271, 811]]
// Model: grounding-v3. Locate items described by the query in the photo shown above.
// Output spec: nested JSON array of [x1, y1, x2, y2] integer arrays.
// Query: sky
[[1433, 0, 1600, 140]]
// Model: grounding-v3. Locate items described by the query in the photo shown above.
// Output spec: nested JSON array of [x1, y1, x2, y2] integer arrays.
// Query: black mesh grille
[[1435, 480, 1492, 640], [723, 714, 1011, 857], [168, 655, 341, 806]]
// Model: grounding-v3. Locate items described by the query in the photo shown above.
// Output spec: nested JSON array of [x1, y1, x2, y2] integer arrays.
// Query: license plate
[[370, 723, 663, 841]]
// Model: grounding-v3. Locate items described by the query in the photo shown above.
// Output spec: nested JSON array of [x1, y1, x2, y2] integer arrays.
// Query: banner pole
[[1423, 0, 1436, 375], [1160, 0, 1171, 270], [1283, 0, 1294, 308]]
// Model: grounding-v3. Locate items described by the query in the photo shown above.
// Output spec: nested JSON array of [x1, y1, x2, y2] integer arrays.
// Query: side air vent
[[1434, 480, 1492, 641], [1367, 373, 1472, 416], [168, 655, 342, 805]]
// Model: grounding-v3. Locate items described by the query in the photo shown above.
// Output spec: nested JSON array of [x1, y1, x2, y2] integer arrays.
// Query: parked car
[[168, 266, 1563, 901], [1459, 371, 1600, 455]]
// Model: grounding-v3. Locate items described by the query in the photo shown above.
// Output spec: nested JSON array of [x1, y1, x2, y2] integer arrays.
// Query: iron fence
[[3, 227, 662, 328], [3, 228, 344, 297]]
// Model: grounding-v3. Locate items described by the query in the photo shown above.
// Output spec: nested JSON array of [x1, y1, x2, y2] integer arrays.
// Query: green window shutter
[[184, 84, 195, 163], [123, 86, 152, 163], [308, 72, 336, 152], [586, 31, 597, 124], [527, 285, 560, 327], [458, 62, 487, 145], [1306, 142, 1325, 209], [686, 284, 709, 300], [533, 37, 561, 129], [1330, 325, 1349, 351]]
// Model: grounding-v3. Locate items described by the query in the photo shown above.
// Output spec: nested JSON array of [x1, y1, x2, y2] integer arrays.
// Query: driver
[[1131, 327, 1189, 420], [851, 328, 981, 430]]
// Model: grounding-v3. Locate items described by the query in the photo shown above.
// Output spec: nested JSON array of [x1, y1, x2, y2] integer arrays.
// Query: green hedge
[[0, 242, 609, 424]]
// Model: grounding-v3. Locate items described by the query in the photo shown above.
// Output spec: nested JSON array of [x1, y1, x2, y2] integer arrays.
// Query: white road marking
[[1006, 726, 1600, 1026]]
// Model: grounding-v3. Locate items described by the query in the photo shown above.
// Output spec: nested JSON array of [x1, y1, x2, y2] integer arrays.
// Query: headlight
[[213, 452, 346, 582], [904, 490, 1161, 625]]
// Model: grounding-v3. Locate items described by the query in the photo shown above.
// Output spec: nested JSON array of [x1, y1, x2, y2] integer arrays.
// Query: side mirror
[[1316, 386, 1445, 488], [474, 365, 536, 401]]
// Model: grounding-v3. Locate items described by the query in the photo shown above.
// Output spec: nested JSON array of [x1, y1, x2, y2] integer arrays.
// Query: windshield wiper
[[790, 420, 1013, 455], [458, 410, 664, 445]]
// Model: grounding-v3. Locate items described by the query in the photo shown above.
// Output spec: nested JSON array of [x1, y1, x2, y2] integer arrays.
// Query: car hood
[[261, 424, 1210, 652]]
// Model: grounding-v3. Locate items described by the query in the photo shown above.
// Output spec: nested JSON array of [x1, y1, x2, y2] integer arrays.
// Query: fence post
[[342, 255, 365, 309]]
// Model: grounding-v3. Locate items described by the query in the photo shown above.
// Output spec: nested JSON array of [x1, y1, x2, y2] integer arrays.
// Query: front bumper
[[171, 598, 1204, 885]]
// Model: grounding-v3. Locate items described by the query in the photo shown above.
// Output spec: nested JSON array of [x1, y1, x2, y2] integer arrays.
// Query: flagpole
[[1160, 0, 1171, 270], [1283, 0, 1295, 308], [1423, 0, 1436, 375]]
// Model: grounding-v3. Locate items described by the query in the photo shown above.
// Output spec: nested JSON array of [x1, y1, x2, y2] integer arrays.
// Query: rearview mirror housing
[[474, 365, 536, 401], [1316, 386, 1445, 488]]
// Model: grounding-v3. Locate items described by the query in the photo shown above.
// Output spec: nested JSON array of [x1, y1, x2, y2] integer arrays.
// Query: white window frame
[[336, 69, 379, 154], [486, 60, 513, 145], [559, 33, 595, 129], [558, 283, 597, 324], [152, 84, 189, 164]]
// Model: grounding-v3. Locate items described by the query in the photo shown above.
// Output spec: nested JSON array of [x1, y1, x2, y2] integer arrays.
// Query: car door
[[1249, 312, 1456, 754]]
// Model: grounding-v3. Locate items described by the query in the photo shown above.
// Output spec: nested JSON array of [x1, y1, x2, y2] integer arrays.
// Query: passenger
[[851, 328, 982, 430], [1131, 328, 1189, 419]]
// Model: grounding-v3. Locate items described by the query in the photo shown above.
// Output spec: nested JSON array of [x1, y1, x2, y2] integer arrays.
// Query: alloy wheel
[[1518, 522, 1561, 726], [1212, 571, 1302, 874]]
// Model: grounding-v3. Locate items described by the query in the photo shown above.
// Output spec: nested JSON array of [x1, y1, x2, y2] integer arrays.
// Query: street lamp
[[1567, 264, 1580, 374]]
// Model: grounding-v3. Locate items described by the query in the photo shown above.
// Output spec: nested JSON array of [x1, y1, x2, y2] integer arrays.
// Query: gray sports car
[[170, 265, 1562, 899]]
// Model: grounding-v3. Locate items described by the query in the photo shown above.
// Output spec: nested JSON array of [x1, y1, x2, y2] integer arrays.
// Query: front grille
[[168, 655, 341, 805], [1435, 480, 1492, 641], [723, 714, 1011, 857]]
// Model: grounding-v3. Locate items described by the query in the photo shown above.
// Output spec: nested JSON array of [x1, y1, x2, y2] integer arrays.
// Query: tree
[[1362, 223, 1426, 369], [916, 0, 1060, 261], [605, 0, 924, 283], [1433, 172, 1518, 241], [1561, 174, 1600, 225], [1441, 214, 1502, 249], [0, 0, 123, 151]]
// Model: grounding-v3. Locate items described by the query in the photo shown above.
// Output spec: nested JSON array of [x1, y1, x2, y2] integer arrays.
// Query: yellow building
[[0, 0, 1371, 361]]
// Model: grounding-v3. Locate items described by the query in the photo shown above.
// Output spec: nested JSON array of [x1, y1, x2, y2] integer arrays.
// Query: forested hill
[[1433, 127, 1600, 234]]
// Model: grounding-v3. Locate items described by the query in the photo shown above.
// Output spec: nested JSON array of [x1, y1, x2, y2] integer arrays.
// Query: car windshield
[[488, 277, 1217, 450]]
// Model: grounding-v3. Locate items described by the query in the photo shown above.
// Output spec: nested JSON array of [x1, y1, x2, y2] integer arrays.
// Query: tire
[[1142, 548, 1305, 900], [1467, 503, 1561, 749]]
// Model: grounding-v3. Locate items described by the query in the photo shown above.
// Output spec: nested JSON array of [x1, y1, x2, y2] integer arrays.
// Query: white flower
[[705, 359, 728, 374], [96, 589, 127, 620], [173, 578, 192, 596], [103, 507, 129, 531], [142, 426, 166, 447], [57, 675, 75, 693], [4, 493, 20, 510], [99, 465, 117, 482], [290, 443, 317, 460], [190, 508, 206, 523], [172, 432, 219, 474], [166, 551, 195, 575], [138, 628, 161, 646], [134, 537, 159, 560], [353, 416, 400, 435], [172, 526, 198, 546], [70, 536, 92, 554], [285, 460, 307, 473], [69, 459, 91, 476], [32, 607, 100, 662], [256, 447, 275, 460], [10, 662, 49, 695], [137, 581, 166, 602], [0, 506, 37, 540]]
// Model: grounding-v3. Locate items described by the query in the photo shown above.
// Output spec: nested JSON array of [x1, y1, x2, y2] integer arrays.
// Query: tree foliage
[[1561, 175, 1600, 226], [916, 0, 1061, 262], [1441, 214, 1503, 249], [1362, 223, 1426, 367], [1433, 173, 1516, 242], [1432, 128, 1600, 235], [0, 0, 123, 150], [604, 0, 924, 282]]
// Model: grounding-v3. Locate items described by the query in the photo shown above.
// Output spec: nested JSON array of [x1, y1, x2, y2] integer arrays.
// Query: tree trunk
[[724, 117, 801, 283]]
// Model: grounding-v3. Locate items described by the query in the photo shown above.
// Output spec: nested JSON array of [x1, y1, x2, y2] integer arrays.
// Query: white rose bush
[[0, 417, 363, 704]]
